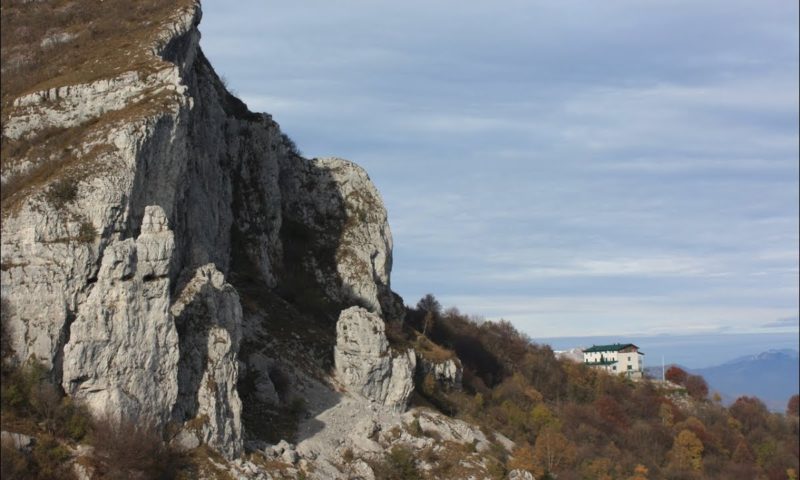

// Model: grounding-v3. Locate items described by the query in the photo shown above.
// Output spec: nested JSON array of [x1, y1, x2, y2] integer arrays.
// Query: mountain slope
[[694, 349, 799, 412]]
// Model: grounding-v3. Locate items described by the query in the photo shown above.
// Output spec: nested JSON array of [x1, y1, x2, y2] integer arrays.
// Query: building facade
[[583, 343, 644, 378]]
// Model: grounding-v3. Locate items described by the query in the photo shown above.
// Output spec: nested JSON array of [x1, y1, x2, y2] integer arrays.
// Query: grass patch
[[1, 89, 177, 215], [1, 0, 195, 108], [414, 335, 457, 363]]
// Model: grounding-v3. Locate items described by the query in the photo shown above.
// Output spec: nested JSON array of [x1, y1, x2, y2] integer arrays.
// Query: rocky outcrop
[[279, 157, 402, 319], [5, 71, 169, 142], [61, 206, 179, 425], [334, 306, 415, 411], [1, 431, 35, 452], [508, 470, 536, 480], [170, 264, 243, 458], [1, 0, 405, 461], [418, 356, 463, 389]]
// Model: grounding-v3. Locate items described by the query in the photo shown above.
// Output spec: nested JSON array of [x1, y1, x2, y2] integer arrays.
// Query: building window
[[627, 365, 632, 370], [612, 366, 617, 371]]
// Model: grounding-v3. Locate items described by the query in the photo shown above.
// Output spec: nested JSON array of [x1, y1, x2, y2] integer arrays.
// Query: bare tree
[[416, 294, 441, 316]]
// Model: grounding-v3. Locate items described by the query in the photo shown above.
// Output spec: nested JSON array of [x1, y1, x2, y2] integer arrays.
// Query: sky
[[543, 332, 799, 369], [199, 0, 799, 339]]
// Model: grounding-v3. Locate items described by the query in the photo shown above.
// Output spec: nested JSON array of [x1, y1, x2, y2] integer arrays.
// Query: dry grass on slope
[[0, 0, 196, 214], [0, 0, 195, 109]]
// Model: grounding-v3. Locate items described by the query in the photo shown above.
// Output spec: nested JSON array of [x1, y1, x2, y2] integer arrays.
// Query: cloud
[[201, 0, 799, 336], [435, 293, 796, 338], [762, 316, 800, 329]]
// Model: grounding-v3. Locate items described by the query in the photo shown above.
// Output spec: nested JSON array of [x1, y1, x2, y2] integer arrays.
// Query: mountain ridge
[[693, 349, 799, 412]]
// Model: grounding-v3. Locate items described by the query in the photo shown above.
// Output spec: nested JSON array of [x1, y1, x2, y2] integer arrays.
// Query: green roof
[[583, 343, 640, 353]]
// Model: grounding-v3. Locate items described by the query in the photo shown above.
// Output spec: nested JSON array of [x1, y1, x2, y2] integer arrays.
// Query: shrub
[[30, 434, 74, 480], [408, 416, 423, 437], [280, 133, 302, 157], [1, 359, 49, 414], [371, 445, 420, 480], [89, 416, 185, 480], [76, 220, 96, 243], [1, 297, 14, 364], [1, 437, 32, 479], [45, 178, 78, 209], [58, 398, 91, 441], [341, 447, 354, 463], [30, 382, 61, 434]]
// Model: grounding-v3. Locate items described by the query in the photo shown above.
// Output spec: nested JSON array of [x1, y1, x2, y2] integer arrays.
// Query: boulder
[[334, 306, 415, 411], [0, 430, 35, 452], [508, 469, 536, 480]]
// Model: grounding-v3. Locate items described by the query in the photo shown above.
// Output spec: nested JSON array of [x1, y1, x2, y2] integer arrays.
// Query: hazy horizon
[[540, 331, 799, 368]]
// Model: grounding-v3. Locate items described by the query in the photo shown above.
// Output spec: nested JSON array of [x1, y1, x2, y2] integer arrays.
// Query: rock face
[[170, 264, 243, 458], [62, 206, 179, 425], [279, 157, 402, 320], [334, 306, 415, 411], [0, 0, 402, 459], [418, 357, 463, 389]]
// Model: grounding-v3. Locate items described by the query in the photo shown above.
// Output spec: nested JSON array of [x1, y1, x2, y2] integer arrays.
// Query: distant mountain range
[[644, 349, 799, 412], [690, 349, 798, 412]]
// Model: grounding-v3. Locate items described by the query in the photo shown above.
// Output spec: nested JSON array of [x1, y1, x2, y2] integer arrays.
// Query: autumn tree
[[628, 464, 649, 480], [665, 366, 688, 385], [668, 429, 704, 471], [685, 374, 709, 400], [530, 403, 556, 434], [507, 442, 542, 477], [730, 396, 769, 433], [533, 425, 577, 475], [594, 394, 630, 431], [731, 438, 755, 464], [659, 402, 675, 427], [787, 394, 799, 417], [580, 457, 614, 480]]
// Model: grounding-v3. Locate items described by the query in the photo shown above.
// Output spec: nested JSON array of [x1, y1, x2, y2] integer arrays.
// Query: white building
[[583, 343, 644, 378]]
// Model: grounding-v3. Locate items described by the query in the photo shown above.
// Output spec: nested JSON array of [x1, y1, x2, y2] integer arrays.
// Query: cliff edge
[[1, 0, 402, 460]]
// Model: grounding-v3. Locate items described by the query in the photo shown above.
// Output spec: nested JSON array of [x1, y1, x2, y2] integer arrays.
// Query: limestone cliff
[[0, 0, 400, 459]]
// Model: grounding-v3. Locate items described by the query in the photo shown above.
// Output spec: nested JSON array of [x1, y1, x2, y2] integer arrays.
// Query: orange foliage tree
[[665, 366, 688, 385], [668, 429, 704, 471], [507, 442, 542, 477], [533, 426, 577, 475]]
